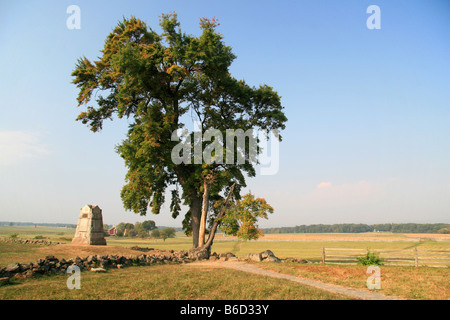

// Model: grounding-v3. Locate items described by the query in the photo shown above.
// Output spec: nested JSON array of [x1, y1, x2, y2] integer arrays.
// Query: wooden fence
[[322, 247, 450, 268]]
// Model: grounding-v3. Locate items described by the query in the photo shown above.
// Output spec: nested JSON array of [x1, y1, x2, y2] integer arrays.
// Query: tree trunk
[[190, 196, 202, 248], [204, 183, 235, 249], [188, 183, 235, 260], [198, 180, 210, 247]]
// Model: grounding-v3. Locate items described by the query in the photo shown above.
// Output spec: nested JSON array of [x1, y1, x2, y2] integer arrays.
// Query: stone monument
[[72, 204, 106, 245]]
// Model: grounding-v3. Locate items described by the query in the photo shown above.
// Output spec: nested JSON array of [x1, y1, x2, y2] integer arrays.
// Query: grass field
[[1, 226, 449, 300], [0, 264, 349, 300]]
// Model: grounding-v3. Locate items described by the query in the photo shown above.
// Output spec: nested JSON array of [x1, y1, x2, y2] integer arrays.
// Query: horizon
[[1, 1, 449, 229], [1, 220, 449, 230]]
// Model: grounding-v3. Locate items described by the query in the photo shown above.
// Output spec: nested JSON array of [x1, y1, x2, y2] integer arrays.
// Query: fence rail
[[322, 247, 450, 268]]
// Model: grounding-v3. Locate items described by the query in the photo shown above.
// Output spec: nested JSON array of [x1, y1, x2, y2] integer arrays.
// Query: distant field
[[259, 232, 450, 242], [0, 226, 75, 243], [1, 226, 449, 300], [1, 226, 449, 266]]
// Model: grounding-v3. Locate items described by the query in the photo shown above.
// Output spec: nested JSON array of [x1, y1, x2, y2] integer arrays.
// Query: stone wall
[[0, 238, 62, 246], [0, 248, 312, 285], [0, 249, 191, 281]]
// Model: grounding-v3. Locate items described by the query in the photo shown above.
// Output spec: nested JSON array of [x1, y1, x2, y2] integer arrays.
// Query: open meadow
[[0, 226, 449, 300]]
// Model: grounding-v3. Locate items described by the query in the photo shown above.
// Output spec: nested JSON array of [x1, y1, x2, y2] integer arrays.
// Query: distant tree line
[[109, 221, 177, 241], [0, 222, 77, 228], [261, 223, 450, 234]]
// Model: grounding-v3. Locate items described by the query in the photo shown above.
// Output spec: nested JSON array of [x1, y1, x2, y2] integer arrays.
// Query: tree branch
[[204, 182, 236, 248]]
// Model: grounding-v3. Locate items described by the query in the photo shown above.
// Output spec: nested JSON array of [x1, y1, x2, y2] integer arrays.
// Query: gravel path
[[187, 260, 405, 300]]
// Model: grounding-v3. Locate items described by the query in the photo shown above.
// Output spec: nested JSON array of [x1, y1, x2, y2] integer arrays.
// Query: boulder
[[86, 255, 97, 264], [260, 250, 275, 259], [5, 263, 21, 273], [225, 252, 236, 259], [209, 255, 218, 261], [264, 256, 281, 263], [188, 247, 211, 261], [245, 253, 263, 262]]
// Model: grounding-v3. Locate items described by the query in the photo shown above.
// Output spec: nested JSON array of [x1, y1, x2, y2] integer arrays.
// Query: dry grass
[[1, 226, 449, 300], [254, 262, 450, 300], [0, 264, 350, 300]]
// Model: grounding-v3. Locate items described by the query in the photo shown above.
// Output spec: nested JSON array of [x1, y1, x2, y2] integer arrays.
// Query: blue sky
[[0, 0, 449, 227]]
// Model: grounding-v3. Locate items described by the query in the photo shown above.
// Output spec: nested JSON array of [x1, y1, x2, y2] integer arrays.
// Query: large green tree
[[72, 14, 287, 250]]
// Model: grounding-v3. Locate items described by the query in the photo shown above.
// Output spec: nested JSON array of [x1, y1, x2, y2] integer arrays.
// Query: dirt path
[[186, 260, 405, 300]]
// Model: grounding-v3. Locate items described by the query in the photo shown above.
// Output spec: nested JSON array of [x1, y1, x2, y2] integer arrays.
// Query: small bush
[[9, 234, 18, 239], [34, 235, 46, 239], [58, 237, 73, 242], [357, 251, 384, 266]]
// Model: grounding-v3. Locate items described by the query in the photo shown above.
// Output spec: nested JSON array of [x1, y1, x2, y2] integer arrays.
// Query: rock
[[13, 273, 25, 279], [5, 263, 21, 273], [264, 256, 281, 263], [24, 269, 35, 278], [130, 246, 154, 252], [246, 253, 262, 262], [209, 255, 218, 261], [188, 247, 211, 261], [227, 256, 239, 261], [36, 258, 45, 266], [260, 250, 275, 260], [45, 255, 57, 261], [0, 249, 204, 279], [20, 263, 31, 271], [226, 252, 236, 259], [298, 258, 311, 264]]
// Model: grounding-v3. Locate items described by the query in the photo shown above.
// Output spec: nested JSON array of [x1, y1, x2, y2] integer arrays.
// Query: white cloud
[[317, 181, 332, 188], [0, 131, 50, 165]]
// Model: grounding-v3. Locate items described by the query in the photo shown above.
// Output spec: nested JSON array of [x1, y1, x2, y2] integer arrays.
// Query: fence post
[[414, 247, 418, 267], [322, 247, 325, 265]]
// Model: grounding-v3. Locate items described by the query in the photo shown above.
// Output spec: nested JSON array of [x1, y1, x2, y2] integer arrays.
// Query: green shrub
[[357, 251, 384, 266], [9, 234, 18, 239]]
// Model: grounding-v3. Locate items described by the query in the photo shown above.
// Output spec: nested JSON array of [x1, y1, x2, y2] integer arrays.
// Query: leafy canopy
[[72, 14, 287, 236], [216, 193, 274, 241]]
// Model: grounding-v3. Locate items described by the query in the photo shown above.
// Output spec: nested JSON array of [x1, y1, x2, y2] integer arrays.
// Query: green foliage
[[357, 251, 384, 266], [160, 227, 176, 242], [9, 234, 18, 239], [150, 229, 160, 238], [217, 193, 273, 241], [262, 223, 450, 234], [134, 222, 148, 238], [141, 220, 156, 231], [71, 13, 287, 240]]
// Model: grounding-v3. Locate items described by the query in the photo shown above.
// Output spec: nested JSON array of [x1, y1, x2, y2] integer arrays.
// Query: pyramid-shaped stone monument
[[72, 204, 106, 245]]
